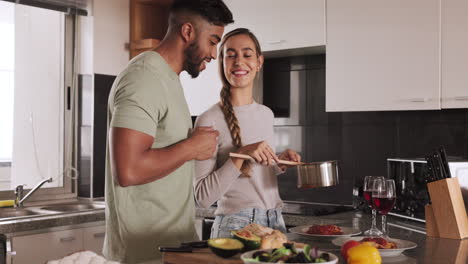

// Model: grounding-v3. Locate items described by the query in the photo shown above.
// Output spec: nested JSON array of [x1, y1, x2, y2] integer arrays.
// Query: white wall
[[180, 60, 263, 116], [180, 60, 223, 116], [92, 0, 129, 76]]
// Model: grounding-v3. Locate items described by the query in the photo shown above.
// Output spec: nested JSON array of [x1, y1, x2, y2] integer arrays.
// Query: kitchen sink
[[40, 202, 105, 212], [0, 208, 40, 218], [0, 201, 105, 221]]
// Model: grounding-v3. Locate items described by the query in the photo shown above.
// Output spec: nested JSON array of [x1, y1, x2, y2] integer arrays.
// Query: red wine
[[363, 191, 373, 207], [372, 196, 396, 214]]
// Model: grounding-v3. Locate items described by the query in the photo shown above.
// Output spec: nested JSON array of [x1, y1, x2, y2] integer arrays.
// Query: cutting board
[[162, 248, 243, 264]]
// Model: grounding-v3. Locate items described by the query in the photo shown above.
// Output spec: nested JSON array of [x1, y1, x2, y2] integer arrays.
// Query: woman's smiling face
[[223, 34, 263, 89]]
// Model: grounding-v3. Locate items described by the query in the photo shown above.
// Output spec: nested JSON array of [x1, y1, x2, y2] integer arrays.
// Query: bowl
[[240, 248, 339, 264]]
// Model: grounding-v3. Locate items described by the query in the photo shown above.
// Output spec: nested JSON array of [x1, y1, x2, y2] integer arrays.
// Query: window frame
[[0, 13, 77, 202]]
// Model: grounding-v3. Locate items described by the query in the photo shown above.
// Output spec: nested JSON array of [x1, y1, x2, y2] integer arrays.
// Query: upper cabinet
[[129, 0, 172, 58], [326, 0, 440, 112], [224, 0, 325, 52], [441, 0, 468, 109]]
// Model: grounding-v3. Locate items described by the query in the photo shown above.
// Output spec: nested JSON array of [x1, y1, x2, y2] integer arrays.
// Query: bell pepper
[[341, 240, 360, 259], [347, 244, 382, 264]]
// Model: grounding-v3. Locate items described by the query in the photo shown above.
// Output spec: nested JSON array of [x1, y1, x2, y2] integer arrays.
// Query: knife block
[[426, 178, 468, 239], [425, 204, 439, 237]]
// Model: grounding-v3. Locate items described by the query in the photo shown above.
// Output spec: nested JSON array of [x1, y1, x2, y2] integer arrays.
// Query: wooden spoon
[[229, 152, 305, 166]]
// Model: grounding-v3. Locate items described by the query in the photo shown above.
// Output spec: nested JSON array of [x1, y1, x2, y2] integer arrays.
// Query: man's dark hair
[[170, 0, 234, 26]]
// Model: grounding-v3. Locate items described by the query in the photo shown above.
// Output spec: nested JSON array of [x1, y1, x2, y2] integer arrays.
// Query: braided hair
[[218, 28, 262, 177]]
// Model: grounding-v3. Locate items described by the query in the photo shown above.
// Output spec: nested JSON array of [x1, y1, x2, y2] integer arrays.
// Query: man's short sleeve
[[110, 70, 163, 137]]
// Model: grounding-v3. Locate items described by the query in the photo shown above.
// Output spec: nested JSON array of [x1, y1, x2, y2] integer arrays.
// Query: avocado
[[208, 238, 244, 258], [231, 230, 262, 251]]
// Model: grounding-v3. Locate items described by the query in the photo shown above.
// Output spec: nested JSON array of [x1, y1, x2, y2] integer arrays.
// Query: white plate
[[289, 225, 361, 238], [241, 249, 338, 264], [331, 236, 417, 257]]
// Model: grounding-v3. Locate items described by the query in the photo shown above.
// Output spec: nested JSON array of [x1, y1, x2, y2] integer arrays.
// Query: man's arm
[[110, 126, 218, 187]]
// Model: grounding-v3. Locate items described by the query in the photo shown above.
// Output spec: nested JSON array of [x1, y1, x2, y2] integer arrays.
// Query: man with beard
[[103, 0, 233, 263]]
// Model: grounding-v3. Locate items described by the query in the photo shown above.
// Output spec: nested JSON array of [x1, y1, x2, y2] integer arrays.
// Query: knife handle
[[431, 151, 444, 180], [181, 241, 208, 248], [425, 155, 436, 182], [159, 247, 193, 253], [438, 146, 452, 178]]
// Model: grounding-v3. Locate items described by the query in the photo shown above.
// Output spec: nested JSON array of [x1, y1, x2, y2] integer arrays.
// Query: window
[[0, 1, 75, 198], [0, 2, 14, 163]]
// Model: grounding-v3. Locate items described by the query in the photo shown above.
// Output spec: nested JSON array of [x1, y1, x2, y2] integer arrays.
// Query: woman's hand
[[233, 141, 279, 166], [277, 149, 301, 171]]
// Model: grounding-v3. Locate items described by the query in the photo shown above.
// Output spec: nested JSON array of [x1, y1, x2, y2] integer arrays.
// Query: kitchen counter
[[192, 208, 468, 264], [2, 202, 466, 263]]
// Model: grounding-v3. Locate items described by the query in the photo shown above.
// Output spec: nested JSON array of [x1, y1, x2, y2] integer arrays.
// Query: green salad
[[244, 243, 331, 263]]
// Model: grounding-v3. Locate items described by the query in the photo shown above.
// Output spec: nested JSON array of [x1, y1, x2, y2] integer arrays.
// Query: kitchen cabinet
[[224, 0, 325, 52], [82, 225, 106, 254], [9, 223, 105, 264], [129, 0, 172, 58], [326, 0, 440, 112], [441, 0, 468, 109], [12, 229, 83, 264]]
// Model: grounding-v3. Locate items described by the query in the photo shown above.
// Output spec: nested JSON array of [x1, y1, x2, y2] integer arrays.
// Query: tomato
[[341, 240, 361, 259]]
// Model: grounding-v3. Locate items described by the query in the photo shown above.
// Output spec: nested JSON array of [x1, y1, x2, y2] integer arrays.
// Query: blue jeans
[[210, 208, 286, 238]]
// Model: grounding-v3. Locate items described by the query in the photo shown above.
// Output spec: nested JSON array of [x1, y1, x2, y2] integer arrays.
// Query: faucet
[[15, 178, 53, 207]]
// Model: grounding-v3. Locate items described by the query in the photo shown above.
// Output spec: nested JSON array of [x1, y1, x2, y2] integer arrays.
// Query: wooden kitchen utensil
[[229, 152, 304, 166], [426, 177, 468, 239]]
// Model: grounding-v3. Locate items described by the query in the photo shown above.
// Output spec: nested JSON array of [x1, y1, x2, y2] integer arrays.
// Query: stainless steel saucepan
[[229, 153, 339, 189], [295, 160, 339, 189]]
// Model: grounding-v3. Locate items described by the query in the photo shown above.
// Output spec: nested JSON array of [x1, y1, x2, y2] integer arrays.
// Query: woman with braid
[[194, 28, 301, 238]]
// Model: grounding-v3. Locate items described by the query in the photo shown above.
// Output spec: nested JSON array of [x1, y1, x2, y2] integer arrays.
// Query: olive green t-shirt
[[103, 51, 197, 264]]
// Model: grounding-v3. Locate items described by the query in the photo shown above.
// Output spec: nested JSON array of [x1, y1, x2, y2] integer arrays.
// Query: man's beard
[[184, 42, 205, 78]]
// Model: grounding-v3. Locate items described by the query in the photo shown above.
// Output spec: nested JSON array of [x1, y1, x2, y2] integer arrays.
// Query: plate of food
[[241, 243, 338, 264], [289, 224, 361, 238], [332, 236, 417, 257], [226, 223, 337, 263]]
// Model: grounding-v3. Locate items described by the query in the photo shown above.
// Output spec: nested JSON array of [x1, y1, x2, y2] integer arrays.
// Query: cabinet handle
[[410, 98, 431, 102], [93, 232, 105, 238], [266, 40, 285, 44], [6, 251, 16, 264], [6, 238, 15, 264], [454, 96, 468, 101], [60, 236, 76, 243]]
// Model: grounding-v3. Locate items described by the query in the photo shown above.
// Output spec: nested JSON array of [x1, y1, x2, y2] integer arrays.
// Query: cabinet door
[[441, 0, 468, 109], [326, 0, 440, 111], [12, 229, 83, 264], [83, 225, 106, 254], [224, 0, 325, 51]]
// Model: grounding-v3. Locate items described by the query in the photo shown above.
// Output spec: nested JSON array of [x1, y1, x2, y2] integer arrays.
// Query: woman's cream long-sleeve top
[[193, 102, 284, 216]]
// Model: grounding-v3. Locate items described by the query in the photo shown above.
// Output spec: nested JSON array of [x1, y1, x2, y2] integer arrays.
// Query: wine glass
[[362, 176, 384, 236], [372, 179, 396, 238]]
